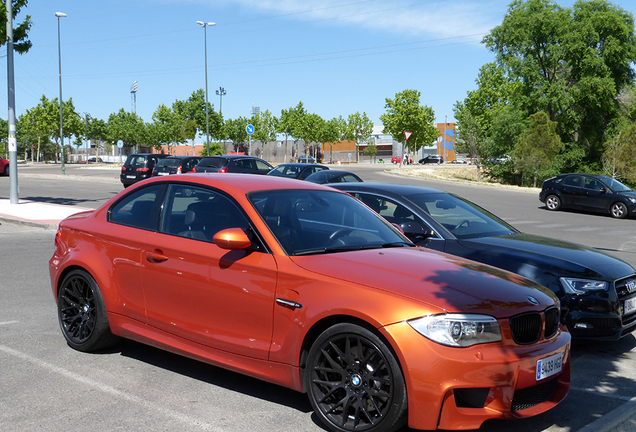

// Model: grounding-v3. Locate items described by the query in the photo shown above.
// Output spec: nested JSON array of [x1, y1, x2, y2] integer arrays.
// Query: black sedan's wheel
[[610, 202, 628, 219], [305, 323, 407, 432], [545, 194, 561, 211], [57, 269, 118, 352]]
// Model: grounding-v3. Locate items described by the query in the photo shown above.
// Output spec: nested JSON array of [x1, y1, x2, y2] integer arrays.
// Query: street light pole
[[80, 113, 91, 162], [197, 21, 216, 156], [55, 12, 67, 175], [216, 87, 226, 116]]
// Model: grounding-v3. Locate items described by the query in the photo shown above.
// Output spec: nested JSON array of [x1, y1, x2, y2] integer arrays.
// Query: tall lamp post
[[197, 20, 215, 156], [216, 87, 226, 116], [80, 113, 92, 162], [55, 11, 67, 175]]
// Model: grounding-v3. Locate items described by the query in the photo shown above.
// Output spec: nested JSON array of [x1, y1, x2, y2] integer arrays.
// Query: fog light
[[574, 323, 594, 329]]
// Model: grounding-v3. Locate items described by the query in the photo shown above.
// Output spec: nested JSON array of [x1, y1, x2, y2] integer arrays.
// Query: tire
[[3, 165, 8, 176], [304, 323, 407, 432], [57, 269, 118, 352], [610, 202, 628, 219], [545, 194, 561, 211]]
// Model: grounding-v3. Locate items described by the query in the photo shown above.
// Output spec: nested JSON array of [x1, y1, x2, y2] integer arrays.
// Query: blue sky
[[2, 0, 636, 139]]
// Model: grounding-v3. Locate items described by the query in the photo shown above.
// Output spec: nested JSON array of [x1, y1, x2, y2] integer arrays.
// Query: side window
[[161, 184, 250, 242], [235, 159, 253, 170], [584, 178, 603, 191], [356, 193, 417, 224], [563, 175, 582, 187], [254, 160, 271, 173], [108, 184, 166, 230]]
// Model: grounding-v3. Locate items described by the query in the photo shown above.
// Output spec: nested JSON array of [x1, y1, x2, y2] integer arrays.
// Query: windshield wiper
[[292, 241, 414, 256]]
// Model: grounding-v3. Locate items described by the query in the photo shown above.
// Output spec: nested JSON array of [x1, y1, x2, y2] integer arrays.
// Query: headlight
[[560, 278, 608, 295], [627, 197, 636, 204], [408, 314, 502, 347]]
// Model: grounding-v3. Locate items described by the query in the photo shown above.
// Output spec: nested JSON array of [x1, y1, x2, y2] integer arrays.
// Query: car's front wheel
[[305, 323, 407, 432], [610, 202, 628, 219], [545, 194, 561, 211], [57, 269, 118, 352], [3, 164, 8, 176]]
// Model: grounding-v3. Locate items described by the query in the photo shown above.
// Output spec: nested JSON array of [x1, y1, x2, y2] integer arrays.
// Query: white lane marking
[[0, 321, 19, 325], [0, 344, 224, 432]]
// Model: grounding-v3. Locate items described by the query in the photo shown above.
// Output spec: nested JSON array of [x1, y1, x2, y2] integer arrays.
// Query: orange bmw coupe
[[49, 174, 571, 432]]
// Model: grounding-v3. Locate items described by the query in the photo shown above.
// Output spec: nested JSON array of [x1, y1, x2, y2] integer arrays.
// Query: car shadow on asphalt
[[21, 195, 112, 207]]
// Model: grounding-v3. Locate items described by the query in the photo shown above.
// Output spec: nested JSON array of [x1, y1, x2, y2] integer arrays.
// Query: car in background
[[193, 155, 273, 175], [334, 182, 636, 340], [152, 155, 202, 176], [50, 174, 570, 432], [88, 157, 104, 163], [540, 173, 636, 219], [120, 153, 169, 188], [297, 155, 316, 163], [267, 163, 328, 180], [419, 154, 444, 164], [450, 157, 468, 164], [304, 169, 362, 184], [390, 155, 413, 164], [0, 157, 8, 175]]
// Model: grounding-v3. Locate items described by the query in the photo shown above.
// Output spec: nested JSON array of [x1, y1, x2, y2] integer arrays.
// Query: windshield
[[249, 190, 410, 255], [269, 165, 300, 178], [406, 193, 516, 239], [600, 176, 632, 192]]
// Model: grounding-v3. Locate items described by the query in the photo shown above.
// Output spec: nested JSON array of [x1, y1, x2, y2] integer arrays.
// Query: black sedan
[[305, 169, 362, 184], [333, 182, 636, 340], [152, 156, 202, 176], [267, 163, 328, 180], [419, 155, 443, 164], [539, 173, 636, 219], [193, 155, 273, 174]]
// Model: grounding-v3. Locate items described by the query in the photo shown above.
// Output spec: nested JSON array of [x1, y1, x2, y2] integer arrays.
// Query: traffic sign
[[117, 140, 124, 149], [404, 131, 412, 140], [246, 124, 254, 135]]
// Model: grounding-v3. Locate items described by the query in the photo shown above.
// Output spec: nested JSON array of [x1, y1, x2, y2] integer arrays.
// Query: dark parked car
[[267, 163, 328, 180], [419, 154, 444, 164], [0, 157, 8, 175], [334, 182, 636, 340], [87, 157, 104, 163], [152, 156, 202, 176], [120, 153, 169, 188], [540, 173, 636, 219], [304, 169, 363, 184], [194, 155, 273, 174]]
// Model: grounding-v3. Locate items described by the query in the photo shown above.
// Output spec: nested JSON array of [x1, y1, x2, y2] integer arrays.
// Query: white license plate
[[624, 297, 636, 315], [536, 352, 563, 381], [126, 175, 136, 179], [157, 172, 169, 176]]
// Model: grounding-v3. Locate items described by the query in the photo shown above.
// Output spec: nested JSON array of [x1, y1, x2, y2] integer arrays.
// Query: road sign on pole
[[404, 131, 412, 141]]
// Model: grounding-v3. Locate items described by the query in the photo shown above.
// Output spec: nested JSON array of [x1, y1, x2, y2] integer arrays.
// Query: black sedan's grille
[[616, 276, 636, 298], [511, 377, 558, 411], [509, 307, 560, 345]]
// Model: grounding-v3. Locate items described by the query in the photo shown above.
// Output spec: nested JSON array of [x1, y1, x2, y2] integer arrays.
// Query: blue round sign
[[246, 124, 254, 135]]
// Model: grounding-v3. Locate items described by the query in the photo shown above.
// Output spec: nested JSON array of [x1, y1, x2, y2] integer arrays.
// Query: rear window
[[158, 159, 182, 168], [199, 157, 228, 168], [125, 155, 148, 168]]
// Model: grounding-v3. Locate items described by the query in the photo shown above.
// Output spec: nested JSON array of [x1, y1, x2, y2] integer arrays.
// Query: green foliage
[[224, 117, 249, 152], [345, 112, 373, 163], [107, 109, 146, 148], [603, 123, 636, 181], [515, 111, 563, 187], [1, 0, 32, 54], [380, 89, 438, 153]]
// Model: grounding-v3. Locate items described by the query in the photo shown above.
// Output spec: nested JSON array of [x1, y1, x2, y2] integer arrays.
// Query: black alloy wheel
[[305, 323, 407, 432], [57, 269, 118, 352]]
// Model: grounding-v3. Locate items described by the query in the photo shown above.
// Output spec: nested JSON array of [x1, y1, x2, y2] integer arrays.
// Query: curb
[[0, 215, 57, 230], [577, 397, 636, 432]]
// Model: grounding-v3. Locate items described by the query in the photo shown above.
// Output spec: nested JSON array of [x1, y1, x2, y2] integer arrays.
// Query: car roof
[[332, 182, 446, 197], [275, 163, 327, 168], [164, 155, 200, 159], [201, 154, 257, 160]]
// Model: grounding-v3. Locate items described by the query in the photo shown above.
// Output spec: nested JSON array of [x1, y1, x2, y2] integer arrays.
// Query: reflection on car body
[[50, 174, 570, 432]]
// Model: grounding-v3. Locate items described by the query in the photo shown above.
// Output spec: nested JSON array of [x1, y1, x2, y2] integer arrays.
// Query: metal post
[[56, 12, 67, 175], [7, 1, 18, 203], [198, 22, 215, 156]]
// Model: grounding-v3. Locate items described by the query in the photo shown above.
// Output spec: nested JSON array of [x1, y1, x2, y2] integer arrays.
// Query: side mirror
[[213, 228, 252, 250], [400, 222, 434, 242]]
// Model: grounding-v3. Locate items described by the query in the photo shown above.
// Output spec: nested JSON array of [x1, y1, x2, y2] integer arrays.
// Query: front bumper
[[382, 321, 571, 431]]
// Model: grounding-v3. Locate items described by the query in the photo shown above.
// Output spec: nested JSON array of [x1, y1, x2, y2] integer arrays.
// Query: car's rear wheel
[[3, 164, 8, 176], [305, 323, 407, 432], [57, 269, 118, 352], [545, 194, 561, 211], [610, 202, 628, 219]]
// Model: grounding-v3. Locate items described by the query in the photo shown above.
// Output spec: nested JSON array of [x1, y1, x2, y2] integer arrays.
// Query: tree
[[251, 110, 278, 161], [224, 117, 249, 153], [364, 142, 378, 163], [454, 109, 487, 181], [603, 123, 636, 181], [149, 104, 185, 153], [1, 0, 32, 54], [318, 117, 345, 163], [302, 113, 325, 162], [515, 111, 564, 187], [344, 112, 373, 163], [380, 89, 438, 163], [18, 96, 56, 162], [279, 102, 307, 161], [107, 109, 146, 150], [483, 0, 636, 162]]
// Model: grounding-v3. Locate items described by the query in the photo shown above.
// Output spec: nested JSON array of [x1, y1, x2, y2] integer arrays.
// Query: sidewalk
[[0, 199, 92, 228]]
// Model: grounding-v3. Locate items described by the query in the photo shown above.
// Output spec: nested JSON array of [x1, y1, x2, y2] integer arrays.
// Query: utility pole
[[7, 1, 18, 203]]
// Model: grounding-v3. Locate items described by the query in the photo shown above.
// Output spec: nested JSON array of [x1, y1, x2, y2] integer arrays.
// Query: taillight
[[54, 229, 62, 247], [218, 167, 228, 173], [136, 167, 150, 172], [192, 166, 197, 173], [177, 166, 182, 174], [121, 166, 125, 171]]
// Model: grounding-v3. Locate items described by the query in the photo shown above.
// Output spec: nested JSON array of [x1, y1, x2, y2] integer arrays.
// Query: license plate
[[536, 352, 563, 381], [625, 297, 636, 315], [158, 172, 169, 176], [126, 175, 136, 179]]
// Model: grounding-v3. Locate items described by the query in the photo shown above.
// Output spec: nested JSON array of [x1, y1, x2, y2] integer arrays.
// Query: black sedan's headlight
[[560, 278, 608, 295]]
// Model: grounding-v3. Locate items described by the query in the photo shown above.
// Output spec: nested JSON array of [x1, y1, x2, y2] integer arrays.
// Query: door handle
[[146, 250, 168, 263]]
